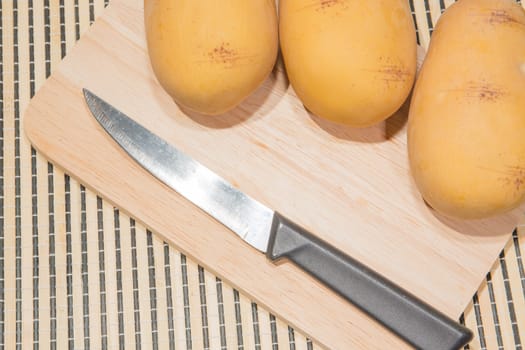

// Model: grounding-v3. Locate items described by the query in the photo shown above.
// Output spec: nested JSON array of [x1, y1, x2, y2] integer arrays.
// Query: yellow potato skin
[[408, 0, 525, 219], [144, 0, 278, 115], [279, 0, 417, 127]]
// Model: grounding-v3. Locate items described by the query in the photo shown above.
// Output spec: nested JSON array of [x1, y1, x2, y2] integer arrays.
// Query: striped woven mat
[[1, 1, 524, 349]]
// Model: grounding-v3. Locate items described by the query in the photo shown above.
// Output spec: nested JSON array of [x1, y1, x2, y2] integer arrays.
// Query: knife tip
[[82, 88, 93, 100]]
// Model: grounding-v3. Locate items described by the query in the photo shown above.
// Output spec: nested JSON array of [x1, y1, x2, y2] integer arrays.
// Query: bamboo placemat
[[1, 1, 524, 349]]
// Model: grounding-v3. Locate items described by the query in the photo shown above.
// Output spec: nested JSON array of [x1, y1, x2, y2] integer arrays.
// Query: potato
[[279, 0, 417, 127], [408, 0, 525, 219], [144, 0, 278, 115]]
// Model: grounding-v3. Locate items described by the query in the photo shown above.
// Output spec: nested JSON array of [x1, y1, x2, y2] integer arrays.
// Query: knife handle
[[266, 212, 473, 350]]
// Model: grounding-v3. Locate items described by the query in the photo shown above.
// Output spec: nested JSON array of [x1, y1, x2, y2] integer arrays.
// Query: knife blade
[[83, 88, 472, 350]]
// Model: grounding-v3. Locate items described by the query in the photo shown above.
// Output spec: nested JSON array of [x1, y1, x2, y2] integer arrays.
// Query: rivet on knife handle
[[267, 212, 473, 350]]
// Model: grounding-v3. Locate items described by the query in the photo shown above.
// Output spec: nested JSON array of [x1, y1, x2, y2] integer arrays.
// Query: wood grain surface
[[21, 0, 524, 349]]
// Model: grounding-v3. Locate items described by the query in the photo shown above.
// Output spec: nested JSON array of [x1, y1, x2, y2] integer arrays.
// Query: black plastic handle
[[266, 212, 473, 350]]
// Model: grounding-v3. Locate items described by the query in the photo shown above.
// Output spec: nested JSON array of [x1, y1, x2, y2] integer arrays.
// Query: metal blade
[[83, 89, 274, 252]]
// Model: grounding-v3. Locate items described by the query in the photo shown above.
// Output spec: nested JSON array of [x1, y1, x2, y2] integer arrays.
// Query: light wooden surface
[[20, 0, 525, 349]]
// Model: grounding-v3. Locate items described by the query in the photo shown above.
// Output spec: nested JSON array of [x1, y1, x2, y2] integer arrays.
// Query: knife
[[83, 89, 473, 350]]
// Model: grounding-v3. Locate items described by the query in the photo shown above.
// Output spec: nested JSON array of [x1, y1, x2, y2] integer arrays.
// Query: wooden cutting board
[[23, 1, 524, 348]]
